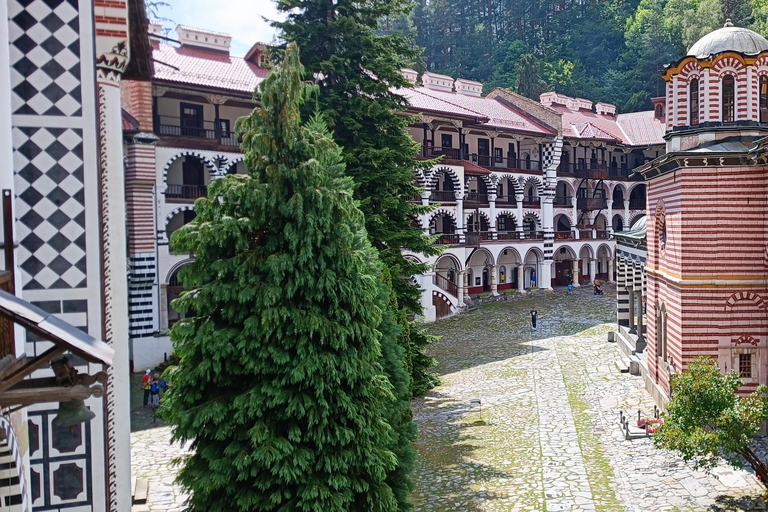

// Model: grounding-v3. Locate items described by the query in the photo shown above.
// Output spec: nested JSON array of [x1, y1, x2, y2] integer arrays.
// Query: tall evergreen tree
[[515, 53, 547, 99], [274, 0, 439, 395], [163, 43, 406, 512]]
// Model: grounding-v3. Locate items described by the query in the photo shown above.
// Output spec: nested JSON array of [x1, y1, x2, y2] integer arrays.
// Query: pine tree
[[163, 43, 403, 512], [275, 0, 439, 395]]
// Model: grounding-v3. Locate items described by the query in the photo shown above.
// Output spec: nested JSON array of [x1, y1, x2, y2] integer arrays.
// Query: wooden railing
[[577, 197, 607, 210], [465, 192, 489, 204], [433, 233, 460, 245], [522, 197, 541, 208], [434, 273, 458, 297], [431, 190, 456, 202], [554, 195, 572, 206], [166, 184, 208, 202], [554, 231, 574, 240]]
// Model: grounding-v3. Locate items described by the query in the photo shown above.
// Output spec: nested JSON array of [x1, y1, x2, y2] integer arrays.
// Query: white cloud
[[154, 0, 284, 56]]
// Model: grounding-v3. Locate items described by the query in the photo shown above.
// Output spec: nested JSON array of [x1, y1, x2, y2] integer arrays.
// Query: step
[[133, 478, 148, 505], [614, 353, 631, 373]]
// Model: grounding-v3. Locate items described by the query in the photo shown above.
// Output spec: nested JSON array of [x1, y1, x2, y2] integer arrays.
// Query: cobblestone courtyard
[[131, 285, 768, 511]]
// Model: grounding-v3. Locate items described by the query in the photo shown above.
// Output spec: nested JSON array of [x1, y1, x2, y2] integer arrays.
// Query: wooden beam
[[0, 346, 66, 393], [0, 384, 102, 407]]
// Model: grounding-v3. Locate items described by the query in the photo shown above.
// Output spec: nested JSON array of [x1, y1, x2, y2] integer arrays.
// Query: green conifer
[[163, 43, 403, 512], [274, 0, 439, 396]]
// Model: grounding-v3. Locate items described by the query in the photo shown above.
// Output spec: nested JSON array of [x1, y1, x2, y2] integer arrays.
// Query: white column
[[624, 202, 630, 224], [572, 259, 580, 287], [540, 261, 553, 290], [517, 265, 525, 292], [589, 258, 596, 283], [747, 66, 755, 121], [606, 199, 613, 234], [421, 191, 431, 229], [608, 257, 615, 283], [488, 194, 497, 234], [97, 78, 132, 511], [458, 270, 466, 306], [702, 68, 711, 123], [516, 194, 524, 234], [490, 264, 498, 296], [456, 196, 464, 234]]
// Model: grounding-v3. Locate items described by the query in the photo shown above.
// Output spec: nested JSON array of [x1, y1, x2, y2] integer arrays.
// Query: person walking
[[530, 307, 538, 330], [567, 281, 573, 295], [141, 369, 151, 407]]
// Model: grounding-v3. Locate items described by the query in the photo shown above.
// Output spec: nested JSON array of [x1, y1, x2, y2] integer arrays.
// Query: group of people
[[141, 369, 169, 408]]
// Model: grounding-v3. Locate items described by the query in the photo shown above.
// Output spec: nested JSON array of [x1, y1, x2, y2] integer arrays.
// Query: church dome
[[687, 20, 768, 59]]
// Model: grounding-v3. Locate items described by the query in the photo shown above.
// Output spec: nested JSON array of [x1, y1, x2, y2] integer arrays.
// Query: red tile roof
[[122, 109, 139, 132], [413, 87, 555, 136], [152, 44, 267, 94], [616, 110, 666, 146], [549, 103, 665, 146]]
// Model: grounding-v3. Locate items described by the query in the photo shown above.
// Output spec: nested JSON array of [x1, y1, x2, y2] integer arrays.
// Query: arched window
[[689, 78, 699, 126], [722, 75, 735, 122], [656, 303, 667, 361], [760, 75, 768, 123], [655, 104, 664, 118]]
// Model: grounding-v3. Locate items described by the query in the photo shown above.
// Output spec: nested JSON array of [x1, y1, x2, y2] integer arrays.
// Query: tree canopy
[[653, 357, 768, 487], [400, 0, 767, 111], [163, 43, 413, 512]]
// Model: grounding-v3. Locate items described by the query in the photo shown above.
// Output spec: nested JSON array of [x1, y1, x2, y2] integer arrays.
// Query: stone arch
[[464, 174, 493, 194], [466, 210, 491, 227], [555, 179, 575, 198], [523, 210, 541, 223], [495, 210, 517, 224], [498, 246, 523, 263], [609, 181, 628, 198], [578, 244, 595, 259], [554, 212, 572, 233], [554, 245, 577, 259], [429, 208, 457, 225], [597, 243, 612, 259], [521, 176, 544, 194], [725, 292, 767, 312], [712, 56, 746, 79], [165, 205, 196, 230], [435, 253, 462, 272], [427, 166, 461, 191], [166, 259, 194, 285], [162, 150, 217, 185], [495, 173, 523, 195], [221, 155, 245, 175], [467, 247, 495, 267]]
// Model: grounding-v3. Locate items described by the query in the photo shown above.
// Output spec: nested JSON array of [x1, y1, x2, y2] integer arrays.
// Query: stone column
[[490, 264, 498, 296], [96, 18, 132, 510], [636, 289, 645, 342], [572, 259, 581, 287], [421, 191, 431, 229], [456, 195, 464, 235], [627, 284, 636, 333], [517, 266, 525, 292], [458, 270, 466, 307], [516, 194, 525, 235], [540, 260, 553, 290], [607, 257, 615, 283], [606, 199, 613, 234], [624, 202, 630, 224], [617, 257, 630, 327], [589, 258, 596, 283], [489, 194, 497, 236], [571, 196, 578, 230]]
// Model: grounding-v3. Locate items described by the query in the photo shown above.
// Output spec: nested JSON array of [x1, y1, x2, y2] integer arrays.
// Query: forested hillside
[[384, 0, 768, 112]]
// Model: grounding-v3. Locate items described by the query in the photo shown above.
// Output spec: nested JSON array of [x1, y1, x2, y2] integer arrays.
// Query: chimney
[[148, 21, 163, 48], [567, 97, 593, 112], [454, 78, 482, 97], [175, 25, 232, 54], [651, 96, 666, 120], [540, 92, 569, 107], [421, 72, 454, 93], [595, 102, 617, 116], [401, 68, 418, 85]]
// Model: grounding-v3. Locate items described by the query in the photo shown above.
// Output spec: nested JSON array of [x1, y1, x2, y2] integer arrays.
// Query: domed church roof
[[687, 20, 768, 59]]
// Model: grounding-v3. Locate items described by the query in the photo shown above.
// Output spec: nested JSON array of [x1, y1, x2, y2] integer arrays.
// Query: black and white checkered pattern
[[8, 0, 81, 117], [13, 126, 87, 290], [540, 138, 562, 170], [128, 254, 156, 337]]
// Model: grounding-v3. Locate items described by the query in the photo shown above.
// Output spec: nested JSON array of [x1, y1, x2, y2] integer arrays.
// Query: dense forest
[[381, 0, 768, 112]]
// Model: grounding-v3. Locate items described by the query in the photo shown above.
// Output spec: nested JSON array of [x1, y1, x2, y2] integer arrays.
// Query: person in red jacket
[[141, 369, 152, 407]]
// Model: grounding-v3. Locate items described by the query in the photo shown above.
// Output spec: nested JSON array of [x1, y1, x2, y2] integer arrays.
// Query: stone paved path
[[130, 285, 768, 511], [412, 284, 768, 511]]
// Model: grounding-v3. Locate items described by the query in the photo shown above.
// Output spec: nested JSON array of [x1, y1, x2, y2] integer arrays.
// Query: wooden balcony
[[554, 231, 574, 240], [554, 195, 572, 207], [166, 184, 207, 202], [433, 233, 460, 245], [431, 190, 457, 202], [577, 197, 607, 210], [464, 192, 489, 205], [155, 115, 240, 147], [434, 273, 458, 297], [522, 197, 540, 208]]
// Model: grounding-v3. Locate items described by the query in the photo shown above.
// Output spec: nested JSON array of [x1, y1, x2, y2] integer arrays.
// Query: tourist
[[150, 373, 161, 408], [141, 369, 151, 407], [567, 281, 573, 294], [530, 269, 536, 288], [530, 307, 538, 329]]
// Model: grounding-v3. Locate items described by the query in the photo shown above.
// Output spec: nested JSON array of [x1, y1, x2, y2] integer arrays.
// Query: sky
[[153, 0, 283, 56]]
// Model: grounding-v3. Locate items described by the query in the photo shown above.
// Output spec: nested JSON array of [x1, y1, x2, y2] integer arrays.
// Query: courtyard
[[130, 286, 768, 511]]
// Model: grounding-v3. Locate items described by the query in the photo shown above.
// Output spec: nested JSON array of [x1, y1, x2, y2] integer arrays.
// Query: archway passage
[[553, 246, 577, 286], [166, 264, 195, 328], [166, 155, 211, 202], [629, 184, 646, 210]]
